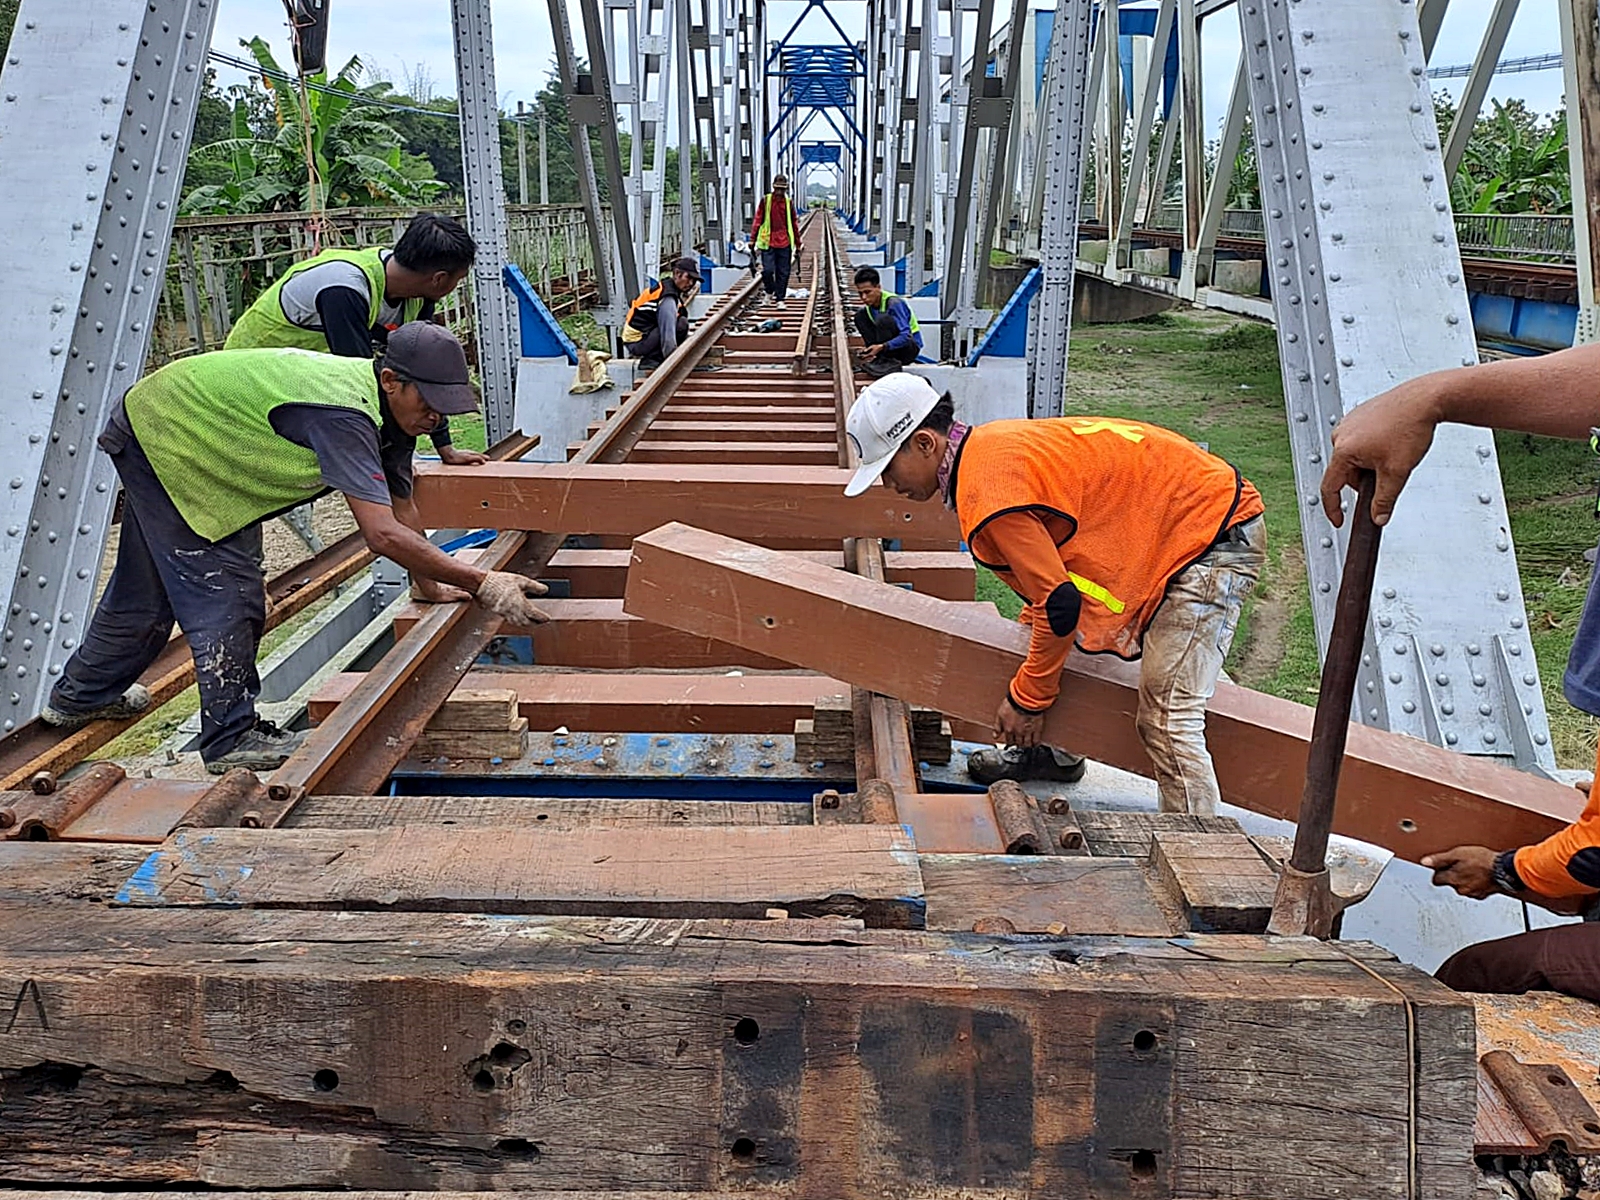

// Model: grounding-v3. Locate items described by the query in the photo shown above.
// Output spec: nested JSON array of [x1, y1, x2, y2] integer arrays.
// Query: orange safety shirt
[[1514, 741, 1600, 900], [948, 416, 1264, 712]]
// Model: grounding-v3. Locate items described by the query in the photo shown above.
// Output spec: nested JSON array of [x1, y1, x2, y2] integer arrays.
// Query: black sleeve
[[314, 287, 379, 358], [429, 416, 453, 449], [1043, 580, 1083, 637], [268, 404, 402, 505]]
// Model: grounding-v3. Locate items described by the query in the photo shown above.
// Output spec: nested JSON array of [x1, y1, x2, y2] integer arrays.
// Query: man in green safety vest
[[852, 266, 924, 378], [227, 213, 487, 466], [750, 174, 800, 306], [40, 324, 551, 776]]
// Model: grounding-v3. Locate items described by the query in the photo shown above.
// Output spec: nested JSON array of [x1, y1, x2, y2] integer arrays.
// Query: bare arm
[[347, 496, 487, 594], [1321, 343, 1600, 527]]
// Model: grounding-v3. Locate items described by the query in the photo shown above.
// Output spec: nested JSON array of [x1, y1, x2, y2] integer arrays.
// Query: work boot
[[967, 744, 1087, 785], [860, 357, 905, 379], [40, 684, 152, 729], [204, 718, 305, 776]]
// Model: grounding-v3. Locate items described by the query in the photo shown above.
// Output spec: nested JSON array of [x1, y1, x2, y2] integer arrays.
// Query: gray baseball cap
[[385, 322, 479, 415]]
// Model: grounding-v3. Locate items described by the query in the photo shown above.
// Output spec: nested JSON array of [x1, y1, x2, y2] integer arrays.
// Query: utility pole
[[539, 110, 549, 204], [516, 100, 529, 204]]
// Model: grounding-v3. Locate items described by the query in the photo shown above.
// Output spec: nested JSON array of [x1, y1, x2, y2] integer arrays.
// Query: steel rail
[[795, 214, 823, 375], [0, 434, 540, 791], [822, 215, 920, 802], [275, 271, 767, 797]]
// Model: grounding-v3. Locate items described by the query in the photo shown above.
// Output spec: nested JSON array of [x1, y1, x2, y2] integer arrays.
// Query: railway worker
[[842, 373, 1266, 813], [227, 212, 487, 466], [622, 257, 701, 368], [1322, 345, 1600, 1003], [39, 324, 552, 776], [852, 266, 924, 378], [750, 174, 799, 306]]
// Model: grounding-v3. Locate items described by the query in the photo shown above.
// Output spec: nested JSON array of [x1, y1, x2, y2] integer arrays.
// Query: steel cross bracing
[[683, 0, 731, 260], [451, 0, 517, 440], [1238, 0, 1552, 769], [0, 0, 219, 734]]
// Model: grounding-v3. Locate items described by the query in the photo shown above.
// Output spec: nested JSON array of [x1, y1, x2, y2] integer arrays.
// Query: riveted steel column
[[0, 0, 218, 735], [1240, 0, 1552, 769], [451, 0, 517, 438]]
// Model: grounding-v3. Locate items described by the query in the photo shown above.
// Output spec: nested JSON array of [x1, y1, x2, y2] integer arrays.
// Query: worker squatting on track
[[623, 258, 702, 368], [39, 325, 551, 777], [1323, 343, 1600, 1003], [842, 372, 1267, 817], [851, 266, 923, 379], [227, 211, 488, 467]]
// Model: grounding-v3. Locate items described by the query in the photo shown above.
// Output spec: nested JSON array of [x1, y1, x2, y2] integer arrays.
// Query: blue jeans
[[50, 422, 265, 761]]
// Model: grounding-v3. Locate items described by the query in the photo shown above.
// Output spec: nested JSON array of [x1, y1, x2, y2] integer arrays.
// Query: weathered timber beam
[[0, 908, 1473, 1196], [112, 825, 925, 927], [623, 524, 1585, 860], [409, 464, 958, 541]]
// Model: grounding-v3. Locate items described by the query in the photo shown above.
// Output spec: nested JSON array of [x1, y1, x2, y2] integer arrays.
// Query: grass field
[[974, 310, 1600, 769]]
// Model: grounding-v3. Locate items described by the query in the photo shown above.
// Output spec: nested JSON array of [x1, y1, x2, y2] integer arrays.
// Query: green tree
[[0, 0, 18, 78], [1446, 97, 1570, 215]]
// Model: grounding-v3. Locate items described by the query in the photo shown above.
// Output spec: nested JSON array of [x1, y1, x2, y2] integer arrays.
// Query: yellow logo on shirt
[[1066, 418, 1146, 443]]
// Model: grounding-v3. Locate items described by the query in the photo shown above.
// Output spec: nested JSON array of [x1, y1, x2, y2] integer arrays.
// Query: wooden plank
[[426, 689, 518, 731], [281, 795, 813, 831], [0, 908, 1473, 1197], [0, 842, 153, 902], [308, 671, 862, 734], [920, 853, 1180, 936], [623, 523, 1585, 862], [410, 463, 960, 542], [112, 825, 926, 927], [412, 717, 530, 762], [1074, 809, 1243, 858], [1147, 830, 1279, 934], [622, 442, 839, 466]]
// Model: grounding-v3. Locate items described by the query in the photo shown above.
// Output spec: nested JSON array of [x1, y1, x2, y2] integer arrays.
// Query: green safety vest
[[754, 193, 799, 251], [125, 348, 383, 542], [225, 247, 426, 352], [873, 292, 921, 335]]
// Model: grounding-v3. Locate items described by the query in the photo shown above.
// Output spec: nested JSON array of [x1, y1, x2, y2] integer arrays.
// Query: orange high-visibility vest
[[953, 417, 1264, 659]]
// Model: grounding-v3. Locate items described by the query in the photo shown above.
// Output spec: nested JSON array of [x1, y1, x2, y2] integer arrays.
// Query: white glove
[[474, 571, 552, 625]]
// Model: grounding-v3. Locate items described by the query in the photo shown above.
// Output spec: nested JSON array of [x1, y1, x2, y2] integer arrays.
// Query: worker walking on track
[[227, 212, 487, 466], [750, 174, 799, 306], [40, 324, 551, 776], [1322, 344, 1600, 1002], [622, 258, 701, 368], [852, 266, 923, 378], [843, 373, 1266, 815]]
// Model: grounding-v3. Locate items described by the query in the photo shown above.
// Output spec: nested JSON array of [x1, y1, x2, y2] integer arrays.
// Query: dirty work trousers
[[760, 244, 793, 301], [1130, 515, 1265, 816], [49, 421, 265, 762], [853, 306, 920, 376], [625, 315, 690, 367], [1436, 921, 1600, 1003]]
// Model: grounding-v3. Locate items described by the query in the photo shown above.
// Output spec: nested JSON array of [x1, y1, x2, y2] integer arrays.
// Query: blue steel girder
[[767, 0, 867, 73], [773, 105, 858, 160]]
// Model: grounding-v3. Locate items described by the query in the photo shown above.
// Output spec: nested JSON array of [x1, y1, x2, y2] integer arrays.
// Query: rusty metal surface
[[1479, 1049, 1600, 1155], [1475, 992, 1600, 1129], [57, 776, 208, 843], [989, 780, 1050, 855], [3, 762, 126, 841], [894, 791, 1006, 854]]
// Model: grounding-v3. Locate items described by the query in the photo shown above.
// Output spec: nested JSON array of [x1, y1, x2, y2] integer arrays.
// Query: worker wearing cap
[[40, 325, 551, 776], [1322, 344, 1600, 1002], [750, 175, 799, 306], [623, 257, 701, 368], [843, 374, 1266, 810], [226, 213, 487, 467]]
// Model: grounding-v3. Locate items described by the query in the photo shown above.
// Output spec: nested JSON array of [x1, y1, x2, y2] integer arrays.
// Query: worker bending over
[[623, 258, 701, 368], [41, 324, 550, 775], [844, 374, 1265, 813], [750, 174, 799, 305], [852, 266, 923, 378], [1323, 344, 1600, 1002], [227, 212, 485, 466]]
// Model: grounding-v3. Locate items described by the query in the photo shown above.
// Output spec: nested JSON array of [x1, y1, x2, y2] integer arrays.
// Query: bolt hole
[[1549, 1073, 1569, 1087], [490, 1041, 529, 1065], [312, 1069, 339, 1092], [506, 1019, 527, 1035], [734, 1017, 761, 1045], [472, 1069, 496, 1092], [762, 616, 777, 628], [25, 825, 47, 841], [535, 813, 548, 821], [1398, 818, 1418, 833], [1584, 1121, 1600, 1135], [1129, 1149, 1158, 1179], [1132, 1029, 1158, 1053], [207, 1069, 240, 1092], [730, 1137, 756, 1162], [496, 1137, 540, 1158], [480, 500, 490, 508]]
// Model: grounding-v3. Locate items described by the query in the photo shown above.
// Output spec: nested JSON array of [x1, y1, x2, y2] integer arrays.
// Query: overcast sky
[[209, 0, 1565, 144]]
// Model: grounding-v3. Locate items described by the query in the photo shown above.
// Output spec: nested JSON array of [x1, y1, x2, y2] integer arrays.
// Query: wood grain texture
[[281, 796, 813, 831], [920, 854, 1179, 936], [111, 825, 926, 927], [0, 909, 1472, 1196], [624, 523, 1584, 861], [1148, 830, 1280, 934]]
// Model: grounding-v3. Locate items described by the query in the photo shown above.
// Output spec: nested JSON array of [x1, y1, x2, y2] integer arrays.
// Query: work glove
[[474, 571, 552, 625]]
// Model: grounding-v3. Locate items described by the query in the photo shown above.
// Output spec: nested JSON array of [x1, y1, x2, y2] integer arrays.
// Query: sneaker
[[860, 357, 905, 379], [204, 718, 305, 776], [967, 744, 1087, 785], [774, 300, 787, 309], [40, 684, 151, 729]]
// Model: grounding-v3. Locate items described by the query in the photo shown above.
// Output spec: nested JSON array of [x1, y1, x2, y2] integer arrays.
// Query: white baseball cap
[[843, 372, 941, 497]]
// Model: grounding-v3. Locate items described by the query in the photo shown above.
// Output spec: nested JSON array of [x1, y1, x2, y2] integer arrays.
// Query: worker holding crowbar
[[1322, 344, 1600, 1001], [842, 373, 1266, 815], [40, 324, 551, 776]]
